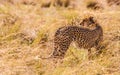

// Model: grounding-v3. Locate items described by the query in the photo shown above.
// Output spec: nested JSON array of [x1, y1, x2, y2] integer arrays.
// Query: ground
[[0, 0, 120, 75]]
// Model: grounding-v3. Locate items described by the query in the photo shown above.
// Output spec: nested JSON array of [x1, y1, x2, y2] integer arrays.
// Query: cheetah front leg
[[75, 41, 93, 60], [95, 39, 103, 56], [88, 48, 93, 59]]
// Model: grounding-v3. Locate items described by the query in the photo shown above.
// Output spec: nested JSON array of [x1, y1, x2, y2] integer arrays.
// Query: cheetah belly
[[75, 37, 97, 49]]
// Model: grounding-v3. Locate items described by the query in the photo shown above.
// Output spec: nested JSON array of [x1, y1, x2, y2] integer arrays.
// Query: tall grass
[[0, 0, 120, 75]]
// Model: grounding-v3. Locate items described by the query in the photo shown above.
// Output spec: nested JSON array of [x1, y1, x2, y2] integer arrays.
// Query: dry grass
[[0, 0, 120, 75]]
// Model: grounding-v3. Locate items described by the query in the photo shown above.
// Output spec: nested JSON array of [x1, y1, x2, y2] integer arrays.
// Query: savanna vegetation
[[0, 0, 120, 75]]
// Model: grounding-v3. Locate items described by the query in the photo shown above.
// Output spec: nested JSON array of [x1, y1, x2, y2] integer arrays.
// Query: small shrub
[[32, 30, 48, 45], [41, 0, 70, 8], [86, 1, 103, 10], [107, 0, 120, 6]]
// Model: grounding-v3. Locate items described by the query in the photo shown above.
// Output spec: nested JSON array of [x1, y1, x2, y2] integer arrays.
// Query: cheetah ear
[[80, 19, 85, 26], [89, 16, 96, 23], [89, 16, 94, 21]]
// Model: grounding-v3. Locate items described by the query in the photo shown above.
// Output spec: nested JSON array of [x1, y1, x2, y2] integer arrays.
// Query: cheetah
[[41, 17, 103, 59]]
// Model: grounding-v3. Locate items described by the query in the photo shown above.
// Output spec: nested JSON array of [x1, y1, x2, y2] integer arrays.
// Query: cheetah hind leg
[[52, 42, 71, 59], [88, 48, 97, 60]]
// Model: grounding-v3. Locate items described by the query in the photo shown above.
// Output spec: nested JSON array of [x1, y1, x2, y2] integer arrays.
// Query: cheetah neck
[[91, 24, 103, 35]]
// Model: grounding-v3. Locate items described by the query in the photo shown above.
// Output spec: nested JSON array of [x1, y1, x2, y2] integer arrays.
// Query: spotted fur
[[41, 17, 103, 59]]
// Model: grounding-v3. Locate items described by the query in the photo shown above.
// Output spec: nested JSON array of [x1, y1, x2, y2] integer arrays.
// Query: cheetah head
[[80, 16, 97, 29]]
